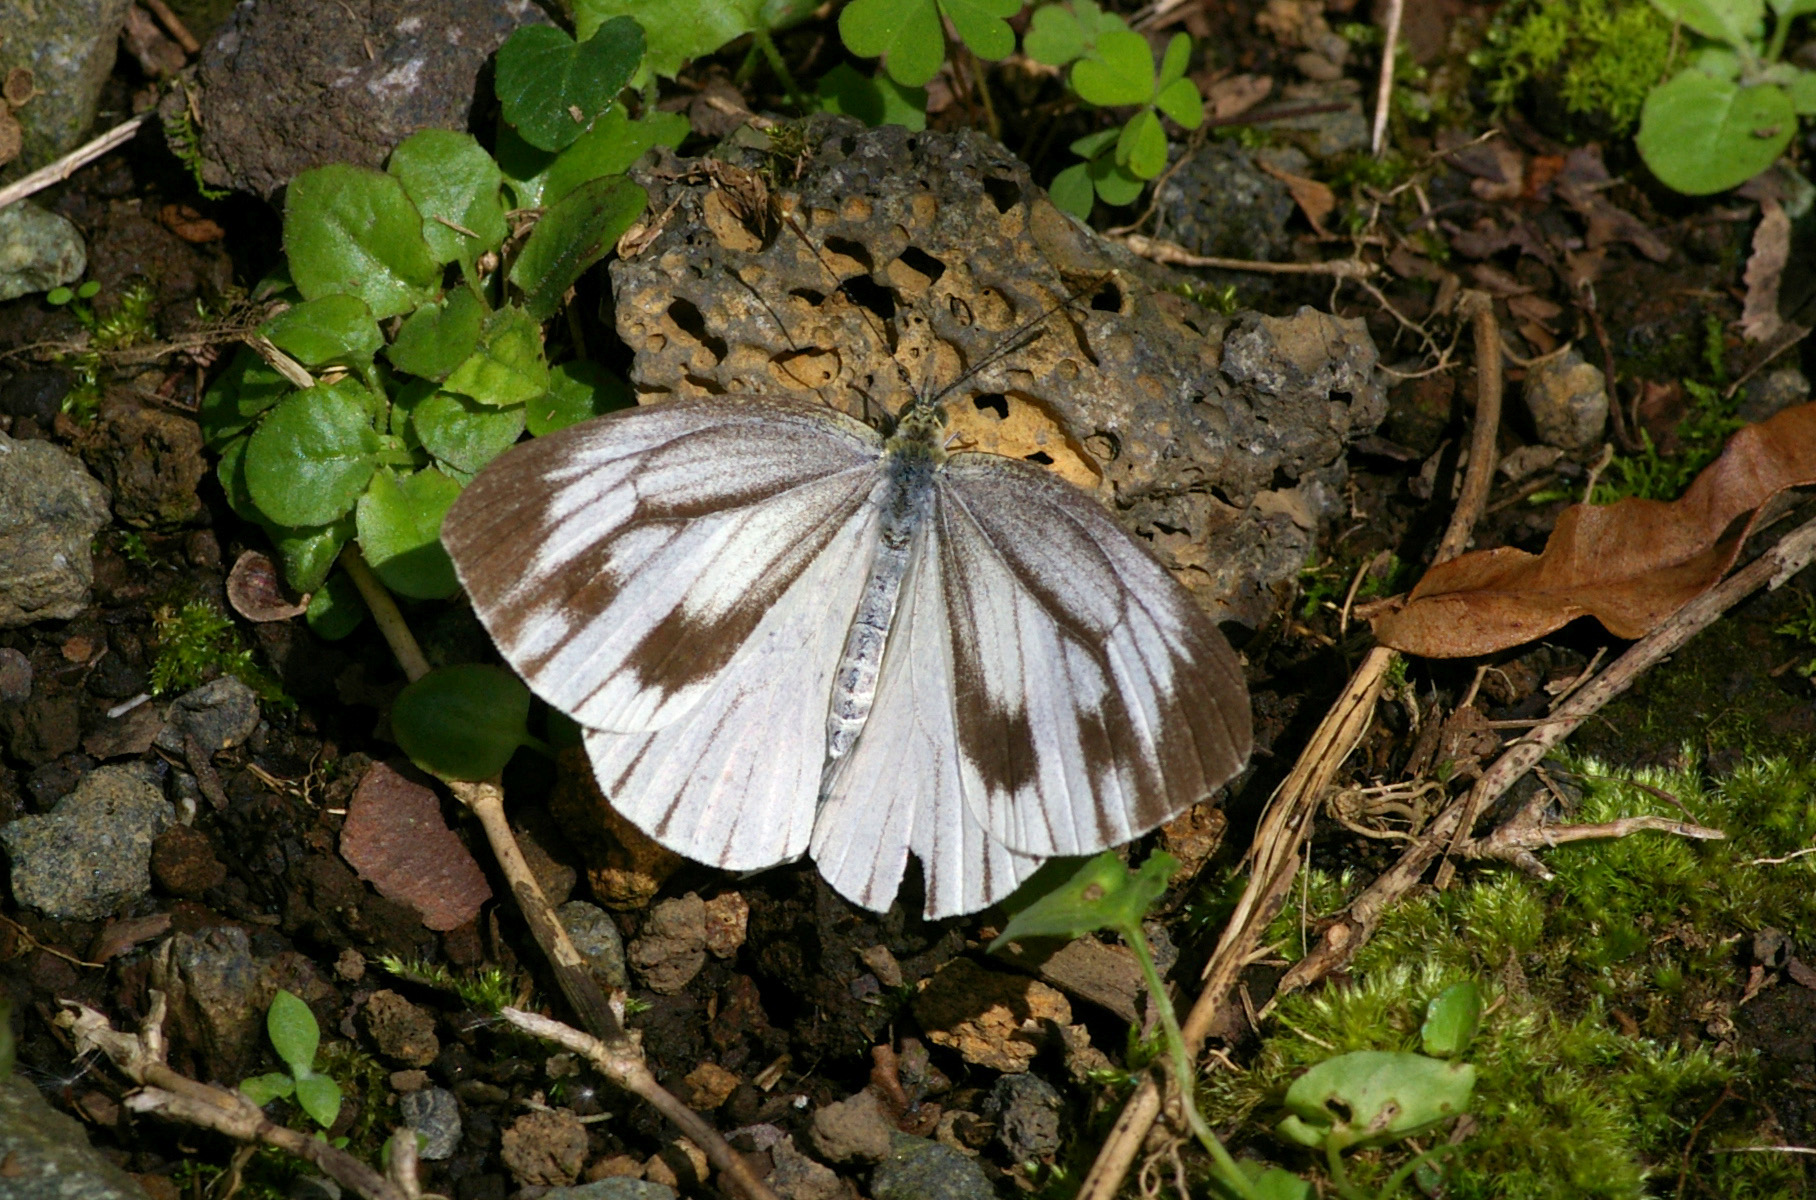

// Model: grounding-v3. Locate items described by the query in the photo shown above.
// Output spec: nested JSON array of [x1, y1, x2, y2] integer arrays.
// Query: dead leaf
[[1374, 401, 1816, 657], [1258, 159, 1334, 235], [1507, 293, 1564, 324], [340, 762, 493, 931], [1742, 197, 1791, 343], [227, 550, 306, 621], [158, 203, 225, 244], [1201, 73, 1272, 121], [1555, 155, 1671, 263]]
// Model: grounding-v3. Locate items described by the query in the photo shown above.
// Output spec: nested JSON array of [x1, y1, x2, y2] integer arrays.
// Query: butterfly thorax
[[820, 402, 946, 798]]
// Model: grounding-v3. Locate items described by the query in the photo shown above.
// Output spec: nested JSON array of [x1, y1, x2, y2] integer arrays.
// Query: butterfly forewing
[[444, 398, 886, 735], [934, 453, 1252, 859]]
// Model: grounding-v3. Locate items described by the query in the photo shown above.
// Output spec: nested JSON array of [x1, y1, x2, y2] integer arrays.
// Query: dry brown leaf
[[1258, 160, 1334, 235], [159, 203, 225, 244], [1742, 197, 1791, 343], [1201, 73, 1273, 120], [1374, 402, 1816, 657]]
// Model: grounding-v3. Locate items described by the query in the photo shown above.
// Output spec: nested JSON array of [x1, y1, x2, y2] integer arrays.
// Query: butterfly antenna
[[926, 271, 1115, 409], [779, 213, 919, 404]]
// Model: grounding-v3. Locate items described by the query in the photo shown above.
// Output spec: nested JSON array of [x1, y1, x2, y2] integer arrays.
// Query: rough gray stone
[[181, 0, 549, 199], [613, 117, 1385, 631], [870, 1132, 996, 1200], [399, 1086, 462, 1160], [0, 1074, 151, 1200], [1267, 80, 1370, 159], [627, 893, 707, 995], [1738, 365, 1811, 424], [983, 1072, 1064, 1160], [1523, 348, 1608, 450], [0, 646, 30, 703], [558, 899, 629, 989], [0, 201, 87, 302], [153, 924, 265, 1081], [0, 0, 133, 174], [541, 1182, 678, 1200], [1152, 142, 1301, 263], [155, 676, 261, 755], [0, 430, 110, 629], [1, 763, 171, 920], [766, 1135, 844, 1200]]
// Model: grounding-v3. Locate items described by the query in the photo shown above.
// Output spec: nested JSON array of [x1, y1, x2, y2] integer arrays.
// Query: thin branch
[[338, 545, 431, 683], [1434, 292, 1501, 563], [0, 113, 152, 212], [1121, 234, 1378, 278], [1371, 0, 1405, 156]]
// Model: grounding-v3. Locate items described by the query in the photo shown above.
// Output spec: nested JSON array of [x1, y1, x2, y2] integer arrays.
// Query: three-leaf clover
[[839, 0, 1021, 88], [239, 989, 343, 1129], [1050, 29, 1204, 216]]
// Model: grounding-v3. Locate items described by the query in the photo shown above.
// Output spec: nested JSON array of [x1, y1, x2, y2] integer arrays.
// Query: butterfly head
[[885, 398, 950, 463]]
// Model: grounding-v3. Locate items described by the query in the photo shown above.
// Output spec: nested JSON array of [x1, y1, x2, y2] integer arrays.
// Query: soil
[[4, 1, 1816, 1198]]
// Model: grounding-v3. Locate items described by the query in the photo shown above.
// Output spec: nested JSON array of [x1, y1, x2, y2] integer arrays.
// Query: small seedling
[[150, 600, 285, 703], [1636, 0, 1816, 193], [45, 279, 100, 307], [239, 990, 343, 1130]]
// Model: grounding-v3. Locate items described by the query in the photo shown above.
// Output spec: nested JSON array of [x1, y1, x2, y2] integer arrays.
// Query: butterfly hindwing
[[934, 452, 1252, 859]]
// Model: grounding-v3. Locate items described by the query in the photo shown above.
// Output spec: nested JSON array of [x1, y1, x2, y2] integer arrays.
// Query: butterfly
[[441, 340, 1252, 919]]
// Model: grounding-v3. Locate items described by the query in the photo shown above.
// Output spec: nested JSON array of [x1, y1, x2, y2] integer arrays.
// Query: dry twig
[[1120, 233, 1378, 278], [1370, 0, 1405, 156], [0, 113, 152, 212]]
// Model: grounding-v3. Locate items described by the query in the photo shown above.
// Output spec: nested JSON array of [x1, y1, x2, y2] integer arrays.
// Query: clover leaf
[[816, 63, 928, 131], [495, 18, 645, 152], [840, 0, 1018, 88], [1025, 0, 1128, 66], [1071, 29, 1156, 106], [283, 165, 439, 320], [243, 381, 381, 528]]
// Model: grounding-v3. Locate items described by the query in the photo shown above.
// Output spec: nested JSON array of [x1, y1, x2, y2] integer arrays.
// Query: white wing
[[443, 397, 883, 734], [933, 453, 1251, 859], [813, 522, 1043, 918]]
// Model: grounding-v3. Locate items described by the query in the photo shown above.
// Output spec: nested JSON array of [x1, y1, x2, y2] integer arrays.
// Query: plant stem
[[1119, 919, 1260, 1200], [752, 28, 809, 111], [338, 545, 430, 683], [1767, 11, 1791, 62]]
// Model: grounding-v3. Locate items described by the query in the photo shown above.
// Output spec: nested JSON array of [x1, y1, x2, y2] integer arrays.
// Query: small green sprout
[[239, 990, 343, 1130], [45, 280, 101, 307]]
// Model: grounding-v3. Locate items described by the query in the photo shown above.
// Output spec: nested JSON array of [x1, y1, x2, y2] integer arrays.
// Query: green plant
[[1636, 0, 1816, 193], [1772, 590, 1816, 676], [150, 600, 286, 702], [1590, 380, 1744, 503], [993, 854, 1476, 1199], [239, 990, 343, 1129], [377, 955, 528, 1011], [162, 103, 229, 201], [1485, 0, 1678, 133], [839, 0, 1019, 89]]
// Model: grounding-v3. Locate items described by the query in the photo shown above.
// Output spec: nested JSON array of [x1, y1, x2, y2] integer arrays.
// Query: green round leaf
[[215, 434, 261, 523], [497, 123, 560, 210], [1089, 153, 1147, 206], [283, 164, 440, 319], [77, 280, 101, 299], [1155, 76, 1203, 130], [1157, 31, 1191, 87], [294, 1073, 343, 1129], [266, 989, 320, 1072], [238, 1072, 296, 1106], [815, 63, 929, 131], [1117, 108, 1168, 179], [356, 468, 463, 599], [1024, 5, 1087, 66], [527, 361, 632, 435], [1649, 0, 1764, 46], [271, 517, 353, 594], [414, 389, 527, 472], [201, 347, 291, 448], [538, 110, 693, 208], [443, 304, 550, 406], [495, 19, 645, 152], [1280, 1051, 1475, 1151], [510, 176, 649, 322], [839, 0, 946, 88], [1071, 30, 1156, 107], [392, 664, 534, 780], [305, 571, 367, 641], [576, 0, 764, 83], [261, 295, 381, 368], [244, 382, 381, 527], [45, 286, 72, 305], [1420, 981, 1484, 1058], [1637, 71, 1795, 194], [388, 129, 508, 269], [941, 0, 1019, 60], [989, 850, 1175, 948], [1048, 162, 1096, 218], [1068, 126, 1120, 158], [1790, 69, 1816, 115], [388, 288, 487, 382]]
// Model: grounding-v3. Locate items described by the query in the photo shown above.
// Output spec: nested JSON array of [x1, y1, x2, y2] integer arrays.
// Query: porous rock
[[809, 1087, 894, 1164], [983, 1072, 1065, 1160], [500, 1107, 588, 1187], [627, 892, 708, 995], [766, 1134, 844, 1200], [558, 899, 629, 988], [870, 1132, 996, 1200], [180, 0, 549, 199], [155, 676, 261, 755], [612, 116, 1384, 629], [913, 957, 1071, 1073], [399, 1086, 462, 1159], [0, 428, 111, 627], [362, 988, 440, 1066], [78, 391, 207, 527], [0, 762, 171, 919]]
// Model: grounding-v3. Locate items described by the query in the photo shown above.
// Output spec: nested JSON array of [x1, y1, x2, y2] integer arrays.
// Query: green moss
[[1208, 755, 1816, 1196], [1484, 0, 1679, 134], [150, 600, 288, 705]]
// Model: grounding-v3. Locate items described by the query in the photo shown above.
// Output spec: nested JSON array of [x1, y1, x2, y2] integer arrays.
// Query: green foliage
[[1591, 381, 1743, 503], [1635, 0, 1816, 192], [162, 103, 229, 201], [392, 665, 541, 780], [376, 955, 528, 1012], [238, 990, 342, 1129], [1771, 589, 1816, 676], [1486, 0, 1678, 133], [840, 0, 1019, 88], [150, 600, 286, 703], [53, 280, 158, 421], [816, 63, 929, 130], [495, 19, 645, 152], [510, 175, 650, 321], [577, 0, 817, 84]]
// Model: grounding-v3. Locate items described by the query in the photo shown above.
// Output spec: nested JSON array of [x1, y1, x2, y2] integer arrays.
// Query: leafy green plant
[[150, 600, 286, 702], [377, 955, 528, 1011], [1484, 0, 1679, 133], [1636, 0, 1816, 193], [1027, 8, 1204, 216], [391, 664, 545, 780], [839, 0, 1020, 88], [239, 990, 342, 1129]]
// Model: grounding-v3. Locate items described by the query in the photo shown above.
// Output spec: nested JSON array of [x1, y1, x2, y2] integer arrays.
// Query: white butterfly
[[442, 385, 1251, 919]]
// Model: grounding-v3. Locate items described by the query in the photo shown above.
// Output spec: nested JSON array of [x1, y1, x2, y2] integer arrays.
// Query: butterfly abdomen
[[822, 445, 937, 787]]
